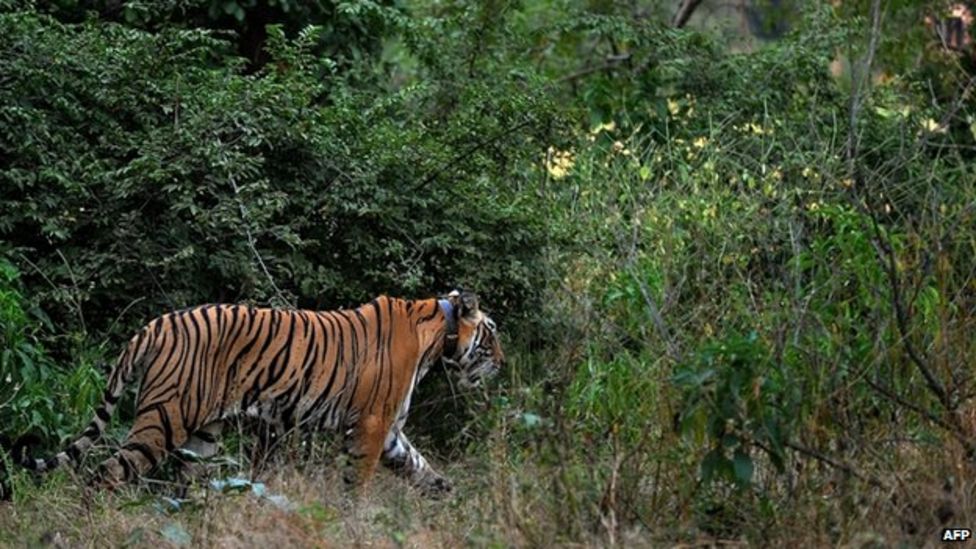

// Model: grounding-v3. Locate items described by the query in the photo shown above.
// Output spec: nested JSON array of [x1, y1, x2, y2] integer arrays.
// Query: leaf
[[733, 449, 754, 486], [159, 522, 191, 546], [700, 448, 724, 483]]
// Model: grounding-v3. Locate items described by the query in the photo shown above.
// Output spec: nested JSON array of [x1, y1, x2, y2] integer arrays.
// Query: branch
[[845, 0, 882, 177], [867, 227, 951, 410], [672, 0, 705, 29], [865, 378, 974, 456], [560, 53, 632, 83], [782, 441, 885, 488], [17, 252, 87, 334], [842, 0, 976, 417], [412, 117, 537, 194], [841, 0, 950, 410], [228, 174, 291, 307]]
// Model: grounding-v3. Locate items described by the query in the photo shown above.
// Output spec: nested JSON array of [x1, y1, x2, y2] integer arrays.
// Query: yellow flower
[[590, 121, 616, 135], [545, 146, 575, 179], [921, 118, 947, 134], [611, 141, 631, 156], [692, 136, 708, 149], [667, 98, 681, 116], [735, 121, 770, 135]]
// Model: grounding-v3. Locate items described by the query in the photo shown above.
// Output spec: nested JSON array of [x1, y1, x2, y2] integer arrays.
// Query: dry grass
[[2, 437, 974, 548], [0, 464, 491, 548]]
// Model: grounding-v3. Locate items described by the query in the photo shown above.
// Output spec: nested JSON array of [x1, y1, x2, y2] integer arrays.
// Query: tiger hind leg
[[96, 403, 189, 487], [178, 420, 224, 475], [172, 421, 224, 495], [180, 420, 224, 460], [381, 429, 452, 497]]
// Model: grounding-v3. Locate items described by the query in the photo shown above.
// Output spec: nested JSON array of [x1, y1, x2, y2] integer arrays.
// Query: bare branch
[[782, 441, 885, 488], [560, 53, 632, 83], [228, 174, 292, 308], [865, 378, 975, 456], [841, 0, 951, 410], [672, 0, 705, 29], [866, 226, 951, 409], [412, 117, 537, 194]]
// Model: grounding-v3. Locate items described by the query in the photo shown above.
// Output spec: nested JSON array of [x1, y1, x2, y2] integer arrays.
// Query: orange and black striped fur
[[11, 290, 503, 496]]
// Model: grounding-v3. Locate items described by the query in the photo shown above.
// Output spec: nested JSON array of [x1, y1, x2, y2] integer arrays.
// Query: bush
[[0, 7, 566, 343], [0, 258, 101, 443]]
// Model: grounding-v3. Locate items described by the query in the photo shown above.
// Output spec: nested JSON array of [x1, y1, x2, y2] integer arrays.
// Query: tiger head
[[442, 290, 504, 388]]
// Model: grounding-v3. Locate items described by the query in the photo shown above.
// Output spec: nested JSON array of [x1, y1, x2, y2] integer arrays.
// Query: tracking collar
[[438, 298, 459, 359]]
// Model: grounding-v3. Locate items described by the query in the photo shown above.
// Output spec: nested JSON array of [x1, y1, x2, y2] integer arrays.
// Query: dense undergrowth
[[3, 0, 976, 546]]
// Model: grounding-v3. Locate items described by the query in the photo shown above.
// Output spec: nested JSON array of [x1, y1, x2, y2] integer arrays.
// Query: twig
[[845, 0, 883, 177], [842, 0, 959, 418], [780, 440, 885, 488], [412, 117, 537, 194], [864, 378, 971, 453], [227, 173, 292, 307], [17, 252, 86, 334], [54, 249, 87, 334], [867, 227, 950, 410], [560, 53, 632, 83], [105, 296, 146, 337]]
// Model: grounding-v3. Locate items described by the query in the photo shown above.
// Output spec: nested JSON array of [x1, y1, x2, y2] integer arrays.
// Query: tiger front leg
[[341, 414, 390, 494], [381, 429, 452, 497]]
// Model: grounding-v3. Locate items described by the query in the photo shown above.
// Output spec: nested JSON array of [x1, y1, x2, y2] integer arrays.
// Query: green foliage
[[0, 259, 101, 442], [0, 7, 565, 340], [674, 332, 792, 487]]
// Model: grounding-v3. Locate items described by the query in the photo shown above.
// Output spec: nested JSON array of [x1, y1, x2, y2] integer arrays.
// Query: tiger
[[5, 290, 503, 498]]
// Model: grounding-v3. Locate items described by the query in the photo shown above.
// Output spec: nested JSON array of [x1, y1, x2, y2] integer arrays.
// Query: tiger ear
[[459, 291, 479, 319]]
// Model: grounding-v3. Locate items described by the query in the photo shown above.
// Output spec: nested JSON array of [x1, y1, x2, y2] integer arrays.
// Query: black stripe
[[184, 309, 208, 431], [245, 309, 280, 380], [195, 431, 217, 444], [139, 312, 190, 402], [301, 314, 342, 422], [382, 297, 397, 405], [419, 300, 439, 322], [96, 408, 111, 423], [123, 442, 159, 468], [266, 312, 296, 386], [365, 300, 384, 407], [221, 311, 268, 410]]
